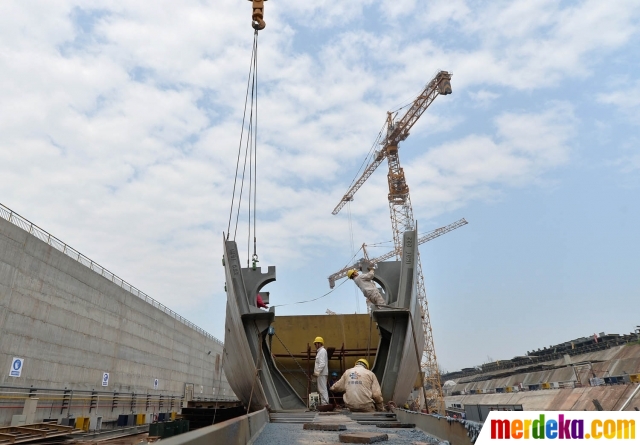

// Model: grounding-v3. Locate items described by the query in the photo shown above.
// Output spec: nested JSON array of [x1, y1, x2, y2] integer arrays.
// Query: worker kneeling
[[330, 358, 384, 412]]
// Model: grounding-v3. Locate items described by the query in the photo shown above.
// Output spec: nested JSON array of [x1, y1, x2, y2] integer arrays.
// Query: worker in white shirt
[[347, 268, 385, 306], [312, 336, 329, 405]]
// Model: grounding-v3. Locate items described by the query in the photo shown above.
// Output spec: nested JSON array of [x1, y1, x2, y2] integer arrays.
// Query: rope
[[274, 333, 312, 383], [237, 100, 253, 242], [347, 202, 360, 313], [342, 121, 386, 194], [407, 311, 432, 413], [270, 279, 347, 308], [246, 330, 264, 414], [212, 347, 228, 424], [367, 313, 372, 364], [273, 356, 309, 391], [337, 245, 365, 274]]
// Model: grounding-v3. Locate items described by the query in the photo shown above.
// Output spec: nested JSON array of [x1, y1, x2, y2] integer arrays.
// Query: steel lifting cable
[[246, 32, 259, 266], [252, 32, 259, 269], [347, 201, 360, 313], [227, 30, 256, 239], [227, 30, 260, 269], [236, 103, 254, 242]]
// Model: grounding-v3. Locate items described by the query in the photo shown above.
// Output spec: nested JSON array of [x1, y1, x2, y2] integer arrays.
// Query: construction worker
[[328, 371, 342, 406], [347, 268, 385, 307], [330, 358, 384, 412], [256, 294, 268, 309], [313, 336, 329, 405]]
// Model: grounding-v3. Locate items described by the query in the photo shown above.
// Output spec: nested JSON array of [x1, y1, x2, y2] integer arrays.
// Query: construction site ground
[[254, 411, 443, 445]]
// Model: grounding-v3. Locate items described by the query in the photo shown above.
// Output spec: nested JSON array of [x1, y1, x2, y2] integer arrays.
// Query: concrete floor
[[254, 412, 443, 445]]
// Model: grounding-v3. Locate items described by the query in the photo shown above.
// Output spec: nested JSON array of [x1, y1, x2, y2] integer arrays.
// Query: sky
[[1, 0, 639, 372]]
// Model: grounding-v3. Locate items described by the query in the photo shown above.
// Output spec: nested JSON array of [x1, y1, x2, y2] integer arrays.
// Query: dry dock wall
[[0, 209, 234, 425], [445, 344, 640, 412], [446, 384, 640, 411]]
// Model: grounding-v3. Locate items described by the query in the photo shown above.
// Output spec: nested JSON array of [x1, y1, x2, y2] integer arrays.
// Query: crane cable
[[346, 201, 360, 313], [227, 30, 260, 268]]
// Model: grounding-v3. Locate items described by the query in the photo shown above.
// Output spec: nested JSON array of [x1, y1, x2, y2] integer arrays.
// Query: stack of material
[[0, 423, 75, 445]]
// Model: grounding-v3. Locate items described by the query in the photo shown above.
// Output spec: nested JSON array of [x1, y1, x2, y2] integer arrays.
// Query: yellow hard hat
[[356, 358, 370, 369], [314, 337, 324, 345], [347, 269, 357, 279]]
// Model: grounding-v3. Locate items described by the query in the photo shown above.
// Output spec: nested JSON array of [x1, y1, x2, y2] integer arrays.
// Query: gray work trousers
[[317, 375, 329, 405], [364, 290, 385, 306]]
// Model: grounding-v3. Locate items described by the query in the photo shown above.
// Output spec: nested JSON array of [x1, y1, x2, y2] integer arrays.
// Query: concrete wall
[[0, 213, 234, 424], [445, 344, 640, 412], [449, 345, 640, 394]]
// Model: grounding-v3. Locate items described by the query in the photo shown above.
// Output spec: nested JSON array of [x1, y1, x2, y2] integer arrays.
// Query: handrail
[[0, 203, 222, 346], [0, 385, 237, 403]]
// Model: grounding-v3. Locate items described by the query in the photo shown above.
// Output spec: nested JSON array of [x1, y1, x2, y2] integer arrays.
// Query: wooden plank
[[30, 424, 73, 433], [0, 423, 75, 444], [0, 433, 15, 445], [8, 428, 46, 437]]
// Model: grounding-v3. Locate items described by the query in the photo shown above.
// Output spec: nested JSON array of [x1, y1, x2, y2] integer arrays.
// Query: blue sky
[[1, 0, 639, 372]]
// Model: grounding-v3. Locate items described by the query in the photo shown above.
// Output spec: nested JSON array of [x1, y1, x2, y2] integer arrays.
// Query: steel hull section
[[371, 230, 425, 405], [222, 239, 306, 412]]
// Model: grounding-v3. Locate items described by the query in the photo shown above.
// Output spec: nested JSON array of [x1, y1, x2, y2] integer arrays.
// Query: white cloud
[[406, 104, 577, 218], [597, 80, 640, 173], [613, 155, 640, 174], [0, 0, 636, 348], [468, 89, 501, 107], [410, 0, 640, 90], [380, 0, 418, 20], [276, 0, 374, 29], [598, 80, 640, 113]]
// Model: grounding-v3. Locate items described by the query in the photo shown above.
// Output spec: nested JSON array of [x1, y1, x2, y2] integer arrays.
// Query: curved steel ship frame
[[222, 230, 424, 411]]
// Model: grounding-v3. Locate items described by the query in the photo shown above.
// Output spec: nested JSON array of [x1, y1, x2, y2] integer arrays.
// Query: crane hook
[[249, 0, 267, 30]]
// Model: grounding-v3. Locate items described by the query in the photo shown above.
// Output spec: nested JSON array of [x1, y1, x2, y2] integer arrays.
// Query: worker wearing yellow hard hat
[[347, 267, 385, 307], [330, 357, 383, 412], [313, 336, 329, 406]]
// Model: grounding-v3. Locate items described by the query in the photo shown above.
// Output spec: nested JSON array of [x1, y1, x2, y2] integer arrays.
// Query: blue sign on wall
[[9, 357, 23, 377]]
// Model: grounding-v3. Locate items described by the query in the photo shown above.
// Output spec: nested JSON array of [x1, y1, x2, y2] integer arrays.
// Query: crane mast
[[332, 70, 453, 413]]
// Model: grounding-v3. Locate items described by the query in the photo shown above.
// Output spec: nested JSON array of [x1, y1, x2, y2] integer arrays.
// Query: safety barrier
[[155, 409, 268, 445], [0, 202, 222, 346]]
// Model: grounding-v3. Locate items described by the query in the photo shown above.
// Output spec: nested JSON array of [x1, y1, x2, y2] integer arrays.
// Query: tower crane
[[328, 218, 467, 289], [331, 71, 453, 413]]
